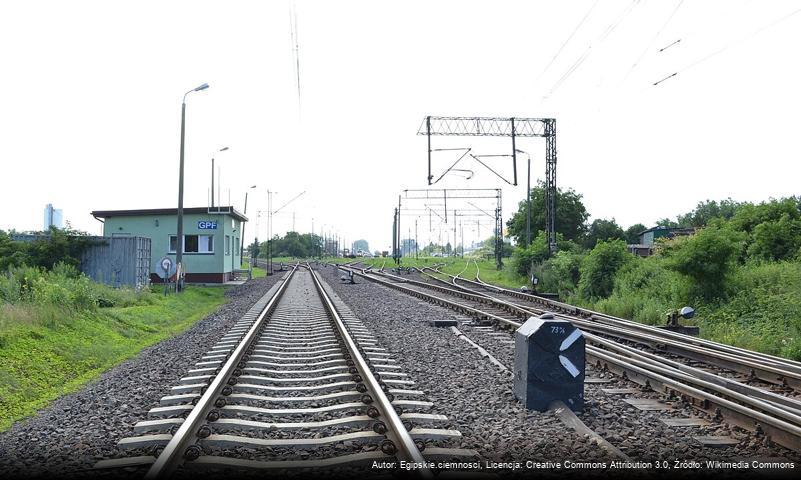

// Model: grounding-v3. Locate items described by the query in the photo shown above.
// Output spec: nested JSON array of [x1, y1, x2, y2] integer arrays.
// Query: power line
[[658, 38, 682, 52], [535, 0, 600, 84], [623, 0, 685, 82], [546, 0, 641, 98], [653, 5, 801, 87], [289, 3, 301, 112]]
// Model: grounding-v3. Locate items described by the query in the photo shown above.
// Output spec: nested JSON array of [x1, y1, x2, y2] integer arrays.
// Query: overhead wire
[[545, 0, 641, 99], [653, 4, 801, 86], [289, 2, 301, 112], [535, 0, 600, 84], [622, 0, 685, 82]]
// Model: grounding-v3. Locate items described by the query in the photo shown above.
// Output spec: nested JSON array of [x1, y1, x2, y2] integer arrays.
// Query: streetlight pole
[[210, 147, 229, 209], [176, 82, 209, 291], [241, 185, 256, 261]]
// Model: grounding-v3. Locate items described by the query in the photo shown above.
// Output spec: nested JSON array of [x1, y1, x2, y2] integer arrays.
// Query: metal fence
[[80, 236, 151, 289]]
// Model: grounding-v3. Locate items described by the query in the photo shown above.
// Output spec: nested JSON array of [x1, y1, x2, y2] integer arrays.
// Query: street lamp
[[211, 146, 229, 209], [241, 185, 256, 260], [176, 82, 209, 292]]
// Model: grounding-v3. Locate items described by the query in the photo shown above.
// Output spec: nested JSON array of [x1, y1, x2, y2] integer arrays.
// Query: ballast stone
[[513, 313, 585, 413]]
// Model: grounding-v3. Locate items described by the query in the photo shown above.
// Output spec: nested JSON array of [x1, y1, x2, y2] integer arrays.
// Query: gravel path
[[0, 275, 281, 479]]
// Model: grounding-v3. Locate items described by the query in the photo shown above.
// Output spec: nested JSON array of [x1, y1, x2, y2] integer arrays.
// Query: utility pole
[[415, 219, 418, 259], [241, 185, 255, 261], [392, 209, 398, 264], [526, 155, 531, 247], [460, 219, 464, 258], [267, 190, 273, 275]]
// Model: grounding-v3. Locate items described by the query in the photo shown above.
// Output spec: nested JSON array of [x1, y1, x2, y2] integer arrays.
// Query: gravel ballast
[[319, 266, 609, 476], [0, 275, 282, 479], [320, 266, 800, 478]]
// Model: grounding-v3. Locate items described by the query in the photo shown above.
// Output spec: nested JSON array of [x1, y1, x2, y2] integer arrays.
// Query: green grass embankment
[[0, 283, 226, 431]]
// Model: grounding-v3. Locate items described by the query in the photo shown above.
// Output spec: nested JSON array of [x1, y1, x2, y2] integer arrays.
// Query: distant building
[[352, 239, 369, 254], [43, 204, 63, 230], [628, 226, 695, 257], [638, 226, 695, 247], [91, 206, 247, 283]]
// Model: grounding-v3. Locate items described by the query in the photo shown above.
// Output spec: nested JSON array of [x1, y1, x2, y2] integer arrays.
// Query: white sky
[[2, 0, 800, 252]]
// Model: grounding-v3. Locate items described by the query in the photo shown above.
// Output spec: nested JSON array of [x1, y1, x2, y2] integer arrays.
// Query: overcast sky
[[2, 0, 800, 252]]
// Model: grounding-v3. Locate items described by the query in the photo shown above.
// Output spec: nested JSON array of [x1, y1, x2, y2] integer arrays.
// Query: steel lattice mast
[[418, 116, 557, 253]]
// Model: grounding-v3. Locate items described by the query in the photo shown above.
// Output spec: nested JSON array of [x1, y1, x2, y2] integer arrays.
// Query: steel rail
[[467, 269, 801, 374], [306, 264, 433, 479], [426, 266, 801, 386], [585, 346, 801, 452], [342, 265, 801, 452], [391, 265, 801, 417], [144, 266, 298, 479], [406, 266, 801, 418]]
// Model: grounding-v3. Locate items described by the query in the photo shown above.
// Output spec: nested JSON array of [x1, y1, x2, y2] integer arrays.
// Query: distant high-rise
[[43, 204, 63, 230]]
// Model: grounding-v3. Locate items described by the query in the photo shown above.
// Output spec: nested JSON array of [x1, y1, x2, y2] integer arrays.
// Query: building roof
[[637, 226, 695, 236], [91, 206, 248, 223]]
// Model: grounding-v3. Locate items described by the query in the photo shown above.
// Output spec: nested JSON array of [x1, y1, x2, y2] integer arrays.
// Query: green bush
[[0, 263, 151, 312], [663, 224, 744, 300], [535, 250, 584, 297], [577, 239, 631, 299], [747, 214, 801, 261], [591, 258, 690, 324], [511, 234, 551, 277]]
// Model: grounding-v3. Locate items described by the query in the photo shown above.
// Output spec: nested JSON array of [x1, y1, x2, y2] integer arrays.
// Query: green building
[[91, 207, 247, 283], [638, 226, 695, 247]]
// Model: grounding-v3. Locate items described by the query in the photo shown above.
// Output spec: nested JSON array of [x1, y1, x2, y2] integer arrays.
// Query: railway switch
[[514, 313, 585, 412]]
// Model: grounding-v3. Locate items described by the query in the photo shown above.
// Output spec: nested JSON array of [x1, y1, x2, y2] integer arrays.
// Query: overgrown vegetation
[[503, 190, 801, 360], [0, 229, 229, 430], [0, 227, 98, 271]]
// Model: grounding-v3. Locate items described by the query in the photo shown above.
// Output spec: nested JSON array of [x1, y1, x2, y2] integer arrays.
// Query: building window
[[235, 237, 239, 255], [225, 235, 231, 255], [169, 235, 214, 254]]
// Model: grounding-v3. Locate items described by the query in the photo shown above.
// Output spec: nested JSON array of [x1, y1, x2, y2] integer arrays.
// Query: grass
[[241, 262, 266, 279], [0, 285, 227, 431], [341, 255, 531, 289]]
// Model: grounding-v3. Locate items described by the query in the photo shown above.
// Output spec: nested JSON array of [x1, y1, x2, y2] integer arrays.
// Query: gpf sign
[[198, 221, 218, 230]]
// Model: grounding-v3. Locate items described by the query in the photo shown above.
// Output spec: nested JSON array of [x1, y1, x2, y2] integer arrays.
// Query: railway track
[[336, 261, 801, 454], [96, 264, 471, 477]]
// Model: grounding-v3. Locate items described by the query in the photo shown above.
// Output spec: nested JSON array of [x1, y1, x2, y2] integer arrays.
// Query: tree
[[677, 198, 743, 228], [583, 218, 625, 249], [258, 232, 322, 258], [506, 183, 590, 245], [511, 232, 551, 276], [511, 232, 581, 277], [663, 225, 744, 300], [653, 218, 679, 229], [747, 214, 801, 261], [578, 239, 631, 299], [625, 223, 647, 244], [249, 239, 260, 259], [731, 197, 801, 233]]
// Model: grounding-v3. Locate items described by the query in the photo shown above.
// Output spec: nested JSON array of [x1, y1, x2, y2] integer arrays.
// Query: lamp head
[[679, 306, 695, 319], [194, 83, 210, 92]]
